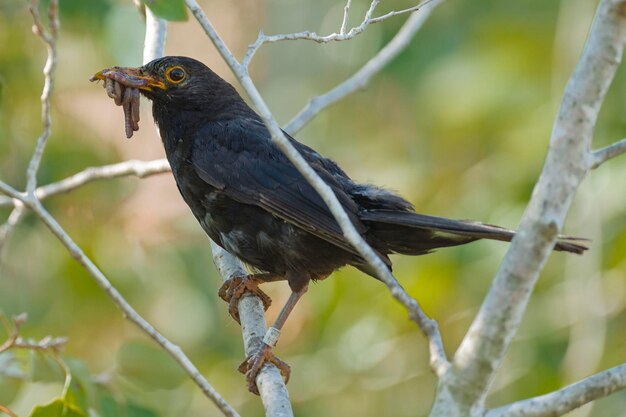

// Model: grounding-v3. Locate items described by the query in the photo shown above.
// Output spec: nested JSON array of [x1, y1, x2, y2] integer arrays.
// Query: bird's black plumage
[[122, 56, 585, 292], [92, 56, 587, 392]]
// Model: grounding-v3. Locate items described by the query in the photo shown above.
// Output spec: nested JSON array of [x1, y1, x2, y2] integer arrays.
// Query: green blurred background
[[1, 0, 626, 416]]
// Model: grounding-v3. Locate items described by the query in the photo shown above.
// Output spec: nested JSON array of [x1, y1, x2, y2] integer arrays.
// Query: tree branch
[[430, 1, 626, 414], [26, 0, 58, 196], [185, 0, 449, 377], [241, 0, 434, 68], [485, 364, 626, 417], [0, 159, 170, 208], [143, 7, 167, 64], [285, 0, 443, 134], [340, 0, 353, 35], [590, 137, 626, 168], [23, 197, 240, 417], [210, 241, 294, 417]]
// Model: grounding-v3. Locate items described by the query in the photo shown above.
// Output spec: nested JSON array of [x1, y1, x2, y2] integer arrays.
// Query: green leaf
[[142, 0, 187, 21], [28, 398, 87, 417], [117, 341, 186, 391]]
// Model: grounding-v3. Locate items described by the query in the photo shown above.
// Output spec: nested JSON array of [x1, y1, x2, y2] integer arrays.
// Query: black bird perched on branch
[[91, 56, 587, 394]]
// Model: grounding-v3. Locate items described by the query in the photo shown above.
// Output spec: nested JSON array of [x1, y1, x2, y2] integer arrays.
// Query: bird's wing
[[190, 118, 368, 258]]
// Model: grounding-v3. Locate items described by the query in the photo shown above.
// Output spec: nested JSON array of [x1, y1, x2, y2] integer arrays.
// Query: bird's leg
[[218, 273, 284, 323], [238, 284, 308, 395]]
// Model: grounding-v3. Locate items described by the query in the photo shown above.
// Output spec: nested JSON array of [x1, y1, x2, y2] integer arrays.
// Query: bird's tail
[[360, 210, 588, 255]]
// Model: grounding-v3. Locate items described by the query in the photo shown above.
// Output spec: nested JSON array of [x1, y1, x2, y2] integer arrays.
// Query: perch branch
[[210, 241, 294, 417], [186, 0, 450, 377]]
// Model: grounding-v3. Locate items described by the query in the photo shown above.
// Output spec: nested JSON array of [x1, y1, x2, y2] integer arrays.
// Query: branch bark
[[210, 241, 294, 417], [430, 1, 626, 415], [486, 364, 626, 417], [26, 0, 58, 196], [0, 159, 170, 208]]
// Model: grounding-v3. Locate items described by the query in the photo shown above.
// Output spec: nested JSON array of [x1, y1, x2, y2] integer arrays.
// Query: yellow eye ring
[[165, 66, 186, 84]]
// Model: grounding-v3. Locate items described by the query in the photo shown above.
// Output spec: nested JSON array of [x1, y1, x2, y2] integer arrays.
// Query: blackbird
[[91, 56, 587, 394]]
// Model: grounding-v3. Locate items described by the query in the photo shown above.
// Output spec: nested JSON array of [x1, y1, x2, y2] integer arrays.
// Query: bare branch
[[340, 0, 353, 35], [0, 181, 22, 201], [0, 405, 19, 417], [241, 0, 432, 68], [26, 0, 59, 196], [369, 1, 435, 24], [590, 137, 626, 169], [0, 312, 66, 354], [429, 1, 626, 414], [186, 0, 450, 377], [285, 0, 443, 134], [210, 241, 294, 417], [0, 203, 26, 259], [0, 159, 170, 208], [486, 364, 626, 417], [25, 198, 240, 417], [143, 7, 167, 64]]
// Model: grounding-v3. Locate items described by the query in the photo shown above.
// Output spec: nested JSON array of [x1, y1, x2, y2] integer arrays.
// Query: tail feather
[[361, 210, 588, 255]]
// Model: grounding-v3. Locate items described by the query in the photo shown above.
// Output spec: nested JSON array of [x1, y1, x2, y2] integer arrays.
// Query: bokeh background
[[1, 0, 626, 416]]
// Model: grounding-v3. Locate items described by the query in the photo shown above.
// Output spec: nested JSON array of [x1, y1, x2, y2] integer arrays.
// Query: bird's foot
[[218, 275, 272, 323], [238, 343, 291, 395]]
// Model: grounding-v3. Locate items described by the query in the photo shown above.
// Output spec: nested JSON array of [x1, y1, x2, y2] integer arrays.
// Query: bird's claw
[[218, 275, 272, 323], [238, 343, 291, 395]]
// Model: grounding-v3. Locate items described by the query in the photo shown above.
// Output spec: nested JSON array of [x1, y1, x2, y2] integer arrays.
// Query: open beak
[[90, 66, 166, 92]]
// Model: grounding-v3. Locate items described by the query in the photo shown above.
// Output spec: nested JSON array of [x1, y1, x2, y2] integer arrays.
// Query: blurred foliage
[[142, 0, 187, 22], [1, 0, 626, 416]]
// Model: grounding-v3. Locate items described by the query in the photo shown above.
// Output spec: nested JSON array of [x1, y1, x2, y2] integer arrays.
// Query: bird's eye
[[165, 66, 186, 84]]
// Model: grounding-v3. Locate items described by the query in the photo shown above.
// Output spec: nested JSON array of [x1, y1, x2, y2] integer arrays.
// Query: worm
[[91, 70, 143, 139]]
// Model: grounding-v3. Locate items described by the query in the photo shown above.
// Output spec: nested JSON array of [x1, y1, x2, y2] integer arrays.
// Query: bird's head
[[91, 56, 244, 114]]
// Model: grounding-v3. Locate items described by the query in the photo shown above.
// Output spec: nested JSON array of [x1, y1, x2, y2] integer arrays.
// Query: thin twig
[[0, 159, 170, 208], [340, 0, 353, 35], [0, 203, 26, 259], [241, 0, 432, 68], [0, 405, 19, 417], [26, 0, 59, 196], [186, 0, 450, 377], [370, 1, 435, 24], [590, 137, 626, 169], [285, 0, 443, 134], [485, 363, 626, 417], [429, 1, 626, 415]]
